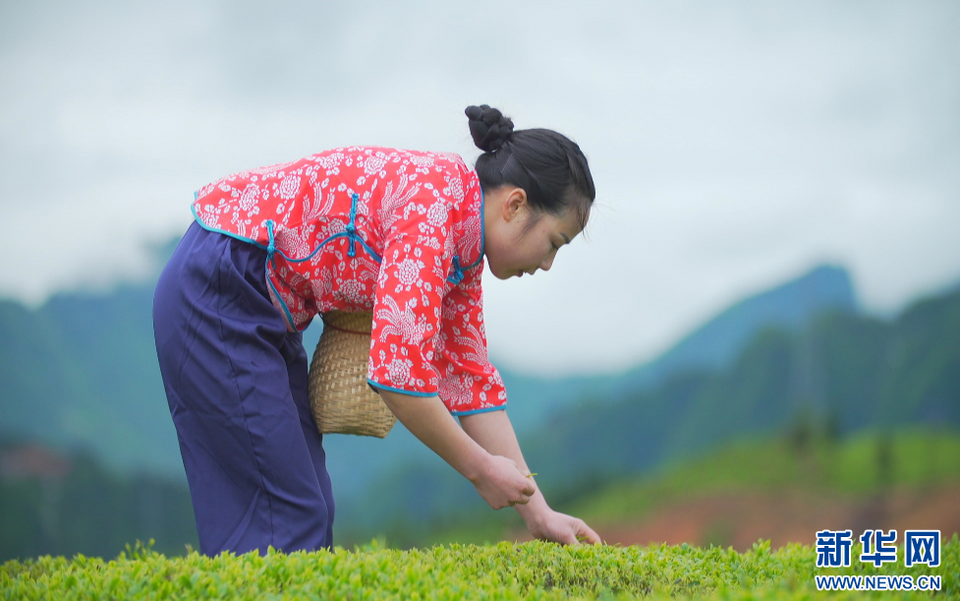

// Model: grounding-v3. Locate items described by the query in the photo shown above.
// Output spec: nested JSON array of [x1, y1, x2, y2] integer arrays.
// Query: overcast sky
[[2, 0, 958, 376]]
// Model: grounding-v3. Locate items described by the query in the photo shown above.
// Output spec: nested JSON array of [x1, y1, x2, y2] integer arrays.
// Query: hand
[[527, 509, 601, 545], [471, 454, 536, 510]]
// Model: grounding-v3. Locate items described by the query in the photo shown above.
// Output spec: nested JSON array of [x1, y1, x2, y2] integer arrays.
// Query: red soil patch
[[513, 486, 960, 551]]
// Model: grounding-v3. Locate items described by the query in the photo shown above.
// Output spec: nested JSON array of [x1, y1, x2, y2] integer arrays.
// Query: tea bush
[[2, 535, 956, 600]]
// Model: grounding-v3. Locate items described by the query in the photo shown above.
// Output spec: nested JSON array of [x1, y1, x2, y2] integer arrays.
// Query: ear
[[501, 187, 528, 222]]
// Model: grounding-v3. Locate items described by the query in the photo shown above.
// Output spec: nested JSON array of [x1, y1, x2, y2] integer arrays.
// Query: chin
[[487, 263, 512, 280]]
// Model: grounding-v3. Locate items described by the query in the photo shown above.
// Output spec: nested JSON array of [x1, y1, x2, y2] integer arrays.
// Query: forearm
[[376, 389, 489, 483], [460, 409, 601, 545], [459, 410, 551, 519]]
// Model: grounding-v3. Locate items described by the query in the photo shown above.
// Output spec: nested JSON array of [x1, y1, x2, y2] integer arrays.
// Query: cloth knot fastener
[[265, 220, 278, 257], [448, 256, 464, 285], [347, 193, 360, 257]]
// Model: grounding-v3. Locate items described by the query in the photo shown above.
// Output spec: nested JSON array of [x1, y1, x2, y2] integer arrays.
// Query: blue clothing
[[153, 221, 334, 555]]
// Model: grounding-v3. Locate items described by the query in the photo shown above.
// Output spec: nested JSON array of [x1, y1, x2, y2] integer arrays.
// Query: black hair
[[465, 104, 595, 231]]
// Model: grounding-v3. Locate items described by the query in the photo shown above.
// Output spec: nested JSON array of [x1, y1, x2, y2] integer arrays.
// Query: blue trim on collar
[[462, 185, 485, 271], [443, 184, 485, 285]]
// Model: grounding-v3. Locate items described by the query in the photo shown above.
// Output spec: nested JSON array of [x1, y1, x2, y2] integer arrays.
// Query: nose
[[540, 254, 555, 272]]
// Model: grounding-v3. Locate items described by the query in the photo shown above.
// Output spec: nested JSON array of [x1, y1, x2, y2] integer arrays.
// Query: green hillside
[[607, 264, 857, 396], [0, 442, 197, 563], [0, 285, 182, 477], [521, 286, 960, 503], [572, 428, 960, 525]]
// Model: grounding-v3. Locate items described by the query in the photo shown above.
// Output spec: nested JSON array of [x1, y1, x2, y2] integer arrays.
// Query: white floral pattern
[[193, 147, 503, 414]]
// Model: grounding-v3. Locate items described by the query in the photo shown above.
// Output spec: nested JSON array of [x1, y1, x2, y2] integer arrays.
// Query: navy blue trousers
[[153, 221, 334, 555]]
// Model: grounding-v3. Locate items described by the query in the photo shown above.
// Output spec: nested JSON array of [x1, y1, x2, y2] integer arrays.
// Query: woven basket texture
[[308, 311, 396, 438]]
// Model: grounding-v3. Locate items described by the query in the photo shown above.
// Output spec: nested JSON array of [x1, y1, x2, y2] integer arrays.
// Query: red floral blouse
[[191, 147, 506, 415]]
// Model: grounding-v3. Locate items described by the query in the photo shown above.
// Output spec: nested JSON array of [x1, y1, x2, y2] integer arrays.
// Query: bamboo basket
[[307, 311, 396, 438]]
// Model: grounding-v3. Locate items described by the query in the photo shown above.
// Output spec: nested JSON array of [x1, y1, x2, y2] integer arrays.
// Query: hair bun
[[465, 104, 515, 153]]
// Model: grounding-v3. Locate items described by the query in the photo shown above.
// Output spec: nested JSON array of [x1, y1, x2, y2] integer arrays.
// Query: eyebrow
[[560, 233, 571, 244]]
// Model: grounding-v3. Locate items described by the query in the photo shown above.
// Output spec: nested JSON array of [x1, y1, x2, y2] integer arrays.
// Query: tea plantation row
[[3, 536, 957, 600]]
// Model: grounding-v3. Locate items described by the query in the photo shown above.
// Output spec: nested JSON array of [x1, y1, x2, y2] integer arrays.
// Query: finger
[[577, 523, 602, 545], [558, 528, 579, 545], [521, 481, 536, 496]]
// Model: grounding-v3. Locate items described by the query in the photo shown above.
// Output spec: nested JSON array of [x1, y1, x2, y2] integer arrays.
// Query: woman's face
[[483, 187, 584, 280]]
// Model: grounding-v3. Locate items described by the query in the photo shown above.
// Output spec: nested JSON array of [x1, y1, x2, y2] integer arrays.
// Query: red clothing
[[191, 147, 506, 415]]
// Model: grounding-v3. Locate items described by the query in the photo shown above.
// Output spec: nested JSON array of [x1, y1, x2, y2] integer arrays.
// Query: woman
[[153, 104, 600, 555]]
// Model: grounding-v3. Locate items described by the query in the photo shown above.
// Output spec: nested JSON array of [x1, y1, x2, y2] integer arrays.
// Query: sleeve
[[434, 275, 508, 416], [367, 192, 452, 397], [366, 187, 507, 414]]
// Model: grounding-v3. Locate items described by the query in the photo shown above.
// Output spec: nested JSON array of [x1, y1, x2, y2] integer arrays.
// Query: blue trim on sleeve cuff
[[367, 380, 436, 397], [450, 404, 507, 417]]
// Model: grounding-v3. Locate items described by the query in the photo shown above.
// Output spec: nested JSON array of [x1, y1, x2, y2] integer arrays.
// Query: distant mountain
[[610, 265, 857, 393], [493, 264, 858, 432], [0, 283, 181, 477], [522, 283, 960, 497]]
